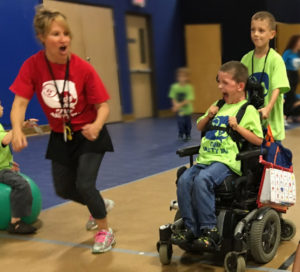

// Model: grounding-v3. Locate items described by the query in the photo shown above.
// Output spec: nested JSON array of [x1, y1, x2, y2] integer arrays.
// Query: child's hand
[[229, 116, 238, 131], [172, 103, 180, 112], [23, 118, 39, 128], [171, 106, 177, 112], [10, 161, 20, 172], [208, 105, 219, 119], [258, 107, 270, 119]]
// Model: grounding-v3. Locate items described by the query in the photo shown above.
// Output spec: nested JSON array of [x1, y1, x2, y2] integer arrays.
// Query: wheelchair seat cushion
[[215, 174, 238, 194]]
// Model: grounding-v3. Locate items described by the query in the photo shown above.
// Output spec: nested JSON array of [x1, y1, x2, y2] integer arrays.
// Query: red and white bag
[[260, 168, 296, 205]]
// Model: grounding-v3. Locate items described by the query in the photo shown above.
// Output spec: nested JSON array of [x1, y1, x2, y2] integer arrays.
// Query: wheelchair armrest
[[176, 145, 200, 157], [236, 147, 267, 161]]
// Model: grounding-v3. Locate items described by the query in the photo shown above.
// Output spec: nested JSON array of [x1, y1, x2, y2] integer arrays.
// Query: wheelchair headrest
[[245, 78, 265, 109]]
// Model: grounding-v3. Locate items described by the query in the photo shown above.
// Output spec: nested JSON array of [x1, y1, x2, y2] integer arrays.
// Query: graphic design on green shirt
[[168, 83, 194, 115], [0, 124, 13, 171], [241, 48, 290, 140], [196, 100, 263, 176]]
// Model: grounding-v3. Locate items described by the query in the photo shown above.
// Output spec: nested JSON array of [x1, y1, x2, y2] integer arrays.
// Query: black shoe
[[193, 227, 220, 250], [7, 221, 37, 234], [184, 135, 191, 142], [171, 228, 196, 246], [178, 135, 184, 141]]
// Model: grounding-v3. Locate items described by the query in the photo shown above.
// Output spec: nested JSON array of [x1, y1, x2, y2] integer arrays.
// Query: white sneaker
[[92, 228, 115, 253], [86, 199, 115, 231], [104, 199, 115, 212]]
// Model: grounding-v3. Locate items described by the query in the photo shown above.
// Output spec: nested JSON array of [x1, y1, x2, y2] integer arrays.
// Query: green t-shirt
[[0, 124, 13, 171], [168, 83, 194, 115], [241, 48, 290, 140], [196, 100, 263, 176]]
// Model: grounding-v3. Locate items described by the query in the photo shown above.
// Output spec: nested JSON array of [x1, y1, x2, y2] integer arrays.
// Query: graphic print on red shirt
[[42, 79, 78, 119]]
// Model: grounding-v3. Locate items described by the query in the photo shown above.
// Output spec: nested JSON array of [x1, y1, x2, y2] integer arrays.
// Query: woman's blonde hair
[[33, 5, 72, 42]]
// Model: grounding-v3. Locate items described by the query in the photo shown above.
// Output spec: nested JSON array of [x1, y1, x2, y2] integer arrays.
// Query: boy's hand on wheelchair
[[229, 116, 238, 130], [208, 105, 219, 119], [258, 107, 270, 119]]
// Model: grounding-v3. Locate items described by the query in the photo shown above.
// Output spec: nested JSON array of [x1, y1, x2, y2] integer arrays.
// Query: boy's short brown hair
[[176, 67, 190, 76], [219, 61, 248, 84], [252, 11, 276, 30]]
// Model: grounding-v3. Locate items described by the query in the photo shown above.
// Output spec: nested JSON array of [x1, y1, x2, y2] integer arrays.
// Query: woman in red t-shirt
[[10, 6, 115, 253]]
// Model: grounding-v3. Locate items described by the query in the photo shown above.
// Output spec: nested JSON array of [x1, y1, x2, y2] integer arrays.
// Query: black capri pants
[[51, 152, 107, 219]]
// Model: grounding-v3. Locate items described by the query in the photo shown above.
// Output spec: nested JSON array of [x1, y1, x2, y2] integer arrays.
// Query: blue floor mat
[[13, 117, 201, 209], [14, 116, 300, 210]]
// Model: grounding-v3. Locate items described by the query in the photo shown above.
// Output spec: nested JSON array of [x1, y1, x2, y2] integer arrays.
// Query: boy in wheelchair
[[172, 61, 264, 250]]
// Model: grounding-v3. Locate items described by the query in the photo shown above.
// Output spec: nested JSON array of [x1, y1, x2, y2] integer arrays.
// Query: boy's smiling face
[[251, 19, 275, 50], [217, 71, 245, 104], [177, 72, 189, 85]]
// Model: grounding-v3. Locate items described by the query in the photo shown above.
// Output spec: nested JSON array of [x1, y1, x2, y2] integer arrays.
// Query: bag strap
[[216, 99, 225, 109], [265, 124, 275, 143], [236, 102, 250, 124]]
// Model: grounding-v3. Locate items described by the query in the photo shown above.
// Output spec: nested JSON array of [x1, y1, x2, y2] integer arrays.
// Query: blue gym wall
[[0, 0, 184, 127], [0, 0, 44, 127]]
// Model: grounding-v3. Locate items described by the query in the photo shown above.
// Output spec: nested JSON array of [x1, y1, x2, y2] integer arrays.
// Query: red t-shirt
[[10, 51, 110, 132]]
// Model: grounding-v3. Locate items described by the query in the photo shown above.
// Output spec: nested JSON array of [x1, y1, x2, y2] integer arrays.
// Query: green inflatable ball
[[0, 173, 42, 230]]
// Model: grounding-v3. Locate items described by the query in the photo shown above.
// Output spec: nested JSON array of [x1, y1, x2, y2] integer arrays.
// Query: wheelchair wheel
[[250, 209, 281, 263], [224, 252, 246, 272], [281, 219, 296, 241], [158, 243, 172, 265]]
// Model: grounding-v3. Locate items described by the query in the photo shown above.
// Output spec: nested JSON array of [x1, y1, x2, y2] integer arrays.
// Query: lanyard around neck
[[251, 48, 270, 84], [45, 54, 70, 120]]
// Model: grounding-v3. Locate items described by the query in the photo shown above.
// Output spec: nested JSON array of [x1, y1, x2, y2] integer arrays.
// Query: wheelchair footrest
[[170, 200, 178, 210]]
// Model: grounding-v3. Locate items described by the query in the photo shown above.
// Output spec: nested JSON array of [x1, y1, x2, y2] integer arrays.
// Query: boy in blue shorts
[[172, 61, 263, 249], [241, 11, 290, 141]]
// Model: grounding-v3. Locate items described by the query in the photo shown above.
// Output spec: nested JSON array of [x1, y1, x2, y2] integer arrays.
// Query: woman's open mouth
[[59, 46, 67, 53]]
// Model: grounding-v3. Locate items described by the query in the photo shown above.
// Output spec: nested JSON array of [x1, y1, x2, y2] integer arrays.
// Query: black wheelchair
[[156, 144, 296, 272]]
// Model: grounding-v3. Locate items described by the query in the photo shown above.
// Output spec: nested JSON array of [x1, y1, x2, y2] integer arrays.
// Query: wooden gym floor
[[0, 121, 299, 272]]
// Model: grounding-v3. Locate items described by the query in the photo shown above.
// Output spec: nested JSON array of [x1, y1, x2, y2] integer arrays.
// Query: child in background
[[169, 67, 194, 141], [282, 35, 300, 122], [0, 100, 37, 234], [241, 11, 290, 141]]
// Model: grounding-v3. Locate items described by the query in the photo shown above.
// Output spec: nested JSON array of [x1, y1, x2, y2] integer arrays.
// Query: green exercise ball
[[0, 173, 42, 230]]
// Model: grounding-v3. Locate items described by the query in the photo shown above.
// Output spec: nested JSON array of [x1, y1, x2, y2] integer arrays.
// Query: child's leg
[[177, 115, 185, 138], [177, 164, 203, 236], [192, 162, 232, 232], [184, 115, 192, 138], [0, 169, 36, 234], [0, 169, 33, 218]]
